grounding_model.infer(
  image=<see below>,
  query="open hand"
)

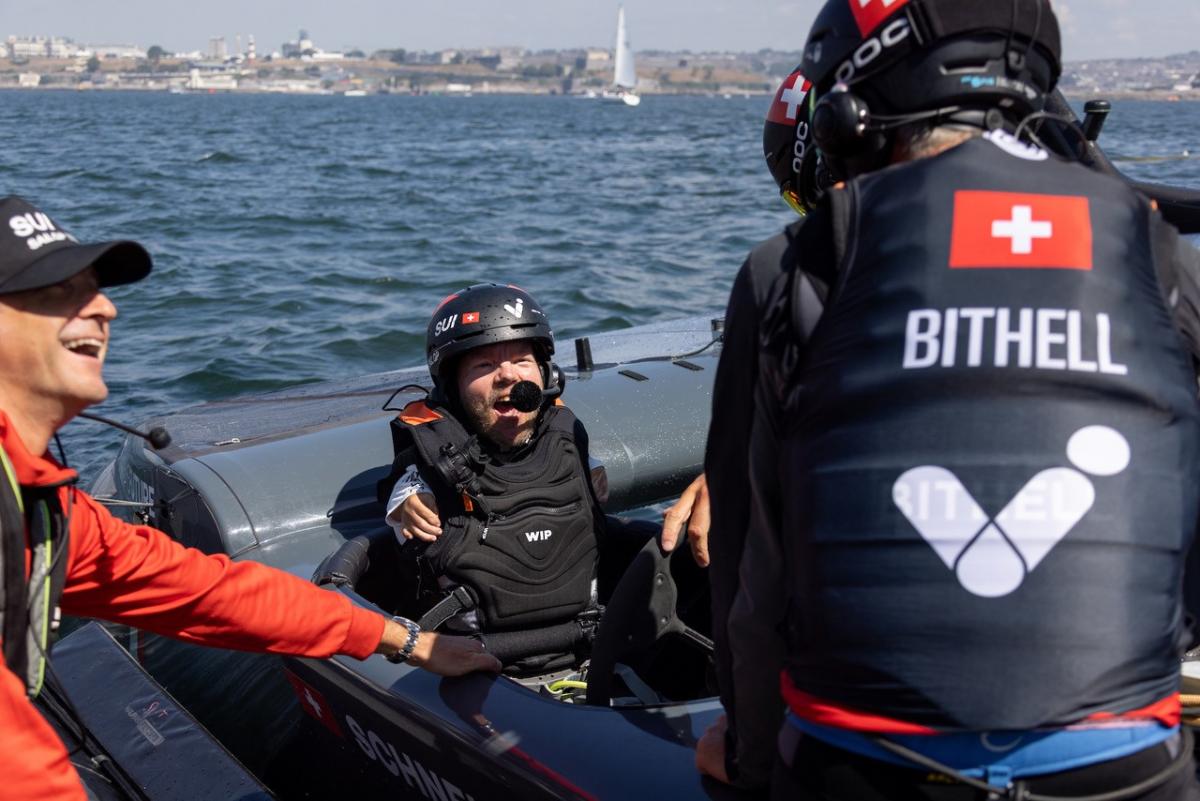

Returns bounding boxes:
[410,631,501,676]
[661,473,710,567]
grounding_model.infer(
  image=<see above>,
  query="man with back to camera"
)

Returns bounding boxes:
[692,1,1200,798]
[0,195,501,801]
[383,283,651,656]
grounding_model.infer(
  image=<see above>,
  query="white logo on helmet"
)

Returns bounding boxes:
[792,119,811,176]
[834,17,910,85]
[504,298,524,318]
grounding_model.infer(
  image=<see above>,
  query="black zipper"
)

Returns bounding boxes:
[479,501,582,542]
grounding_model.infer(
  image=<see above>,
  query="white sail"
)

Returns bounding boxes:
[613,6,637,90]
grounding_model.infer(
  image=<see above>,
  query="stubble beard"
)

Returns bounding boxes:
[460,392,535,451]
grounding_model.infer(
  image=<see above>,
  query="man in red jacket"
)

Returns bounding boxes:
[0,195,501,801]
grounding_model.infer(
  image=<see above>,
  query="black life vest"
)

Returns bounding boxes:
[776,133,1200,731]
[0,446,70,698]
[388,400,602,632]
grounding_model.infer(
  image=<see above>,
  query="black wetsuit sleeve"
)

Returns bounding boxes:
[704,232,792,786]
[1156,221,1200,644]
[1160,226,1200,369]
[726,362,790,788]
[706,211,833,788]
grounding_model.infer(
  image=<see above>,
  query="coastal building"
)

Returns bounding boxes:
[585,49,611,71]
[46,37,81,58]
[280,29,343,61]
[88,44,146,60]
[5,35,85,59]
[188,68,238,91]
[6,36,47,59]
[281,29,315,58]
[481,47,525,71]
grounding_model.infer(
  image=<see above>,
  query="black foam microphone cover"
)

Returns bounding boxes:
[147,427,173,450]
[77,411,173,450]
[510,381,544,413]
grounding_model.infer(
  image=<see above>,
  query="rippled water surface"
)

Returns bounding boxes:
[1,92,1198,474]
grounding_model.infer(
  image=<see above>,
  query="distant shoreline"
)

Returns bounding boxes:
[1,85,1198,102]
[1061,89,1200,102]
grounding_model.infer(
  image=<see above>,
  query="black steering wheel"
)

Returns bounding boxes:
[585,538,713,706]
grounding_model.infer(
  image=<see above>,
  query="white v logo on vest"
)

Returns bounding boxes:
[892,426,1130,598]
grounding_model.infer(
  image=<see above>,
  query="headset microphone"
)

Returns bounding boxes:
[77,412,172,450]
[509,381,551,413]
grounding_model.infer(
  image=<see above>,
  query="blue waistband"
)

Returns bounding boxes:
[789,715,1177,788]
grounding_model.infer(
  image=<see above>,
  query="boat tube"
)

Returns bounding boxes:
[40,622,272,801]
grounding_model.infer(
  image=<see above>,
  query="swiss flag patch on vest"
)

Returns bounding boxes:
[849,0,911,37]
[949,190,1094,271]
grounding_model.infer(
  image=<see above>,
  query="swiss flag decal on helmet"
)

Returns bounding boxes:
[849,0,911,37]
[949,191,1093,270]
[767,71,812,125]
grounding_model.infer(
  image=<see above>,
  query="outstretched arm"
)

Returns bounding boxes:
[63,491,499,676]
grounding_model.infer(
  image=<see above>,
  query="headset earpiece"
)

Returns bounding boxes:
[811,86,880,159]
[543,362,565,401]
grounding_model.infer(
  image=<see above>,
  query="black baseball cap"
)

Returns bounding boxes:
[0,195,152,294]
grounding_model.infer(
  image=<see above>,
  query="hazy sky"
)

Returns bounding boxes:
[3,0,1197,62]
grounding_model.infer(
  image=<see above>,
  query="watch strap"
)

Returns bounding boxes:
[386,616,421,664]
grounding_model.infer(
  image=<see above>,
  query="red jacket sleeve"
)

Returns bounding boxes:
[0,653,88,801]
[59,488,385,660]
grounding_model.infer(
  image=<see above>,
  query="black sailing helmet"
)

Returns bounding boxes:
[425,283,556,400]
[800,0,1062,166]
[763,67,830,215]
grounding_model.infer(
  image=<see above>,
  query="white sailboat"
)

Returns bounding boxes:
[603,6,641,106]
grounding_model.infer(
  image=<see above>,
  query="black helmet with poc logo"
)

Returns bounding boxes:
[800,0,1062,160]
[425,283,555,395]
[763,67,831,215]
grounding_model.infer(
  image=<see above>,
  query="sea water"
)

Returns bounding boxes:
[0,91,1197,476]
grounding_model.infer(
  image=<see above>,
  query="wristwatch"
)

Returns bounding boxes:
[387,616,421,664]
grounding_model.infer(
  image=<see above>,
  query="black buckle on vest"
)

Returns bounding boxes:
[575,605,604,642]
[434,441,493,519]
[416,585,478,631]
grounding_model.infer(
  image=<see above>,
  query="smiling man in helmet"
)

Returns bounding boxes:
[383,284,646,667]
[696,1,1200,798]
